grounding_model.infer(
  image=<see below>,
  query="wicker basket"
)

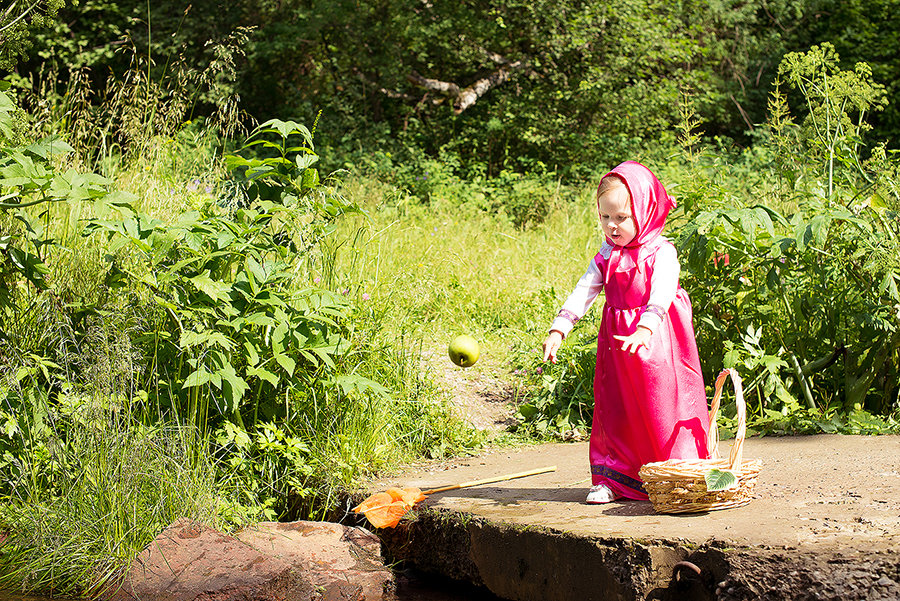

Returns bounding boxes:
[638,368,762,514]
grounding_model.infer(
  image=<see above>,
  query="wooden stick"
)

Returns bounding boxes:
[422,465,556,495]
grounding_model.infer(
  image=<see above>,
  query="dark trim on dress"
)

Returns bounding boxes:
[591,464,646,494]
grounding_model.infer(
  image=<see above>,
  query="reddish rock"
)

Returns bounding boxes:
[236,521,392,601]
[107,519,391,601]
[108,518,312,601]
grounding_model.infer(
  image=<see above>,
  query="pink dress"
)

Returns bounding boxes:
[589,162,710,500]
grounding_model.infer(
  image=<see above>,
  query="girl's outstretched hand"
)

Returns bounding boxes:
[613,326,652,354]
[543,331,563,364]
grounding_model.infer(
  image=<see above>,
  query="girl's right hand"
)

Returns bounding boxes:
[542,331,564,364]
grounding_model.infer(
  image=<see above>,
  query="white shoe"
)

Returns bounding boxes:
[586,484,619,504]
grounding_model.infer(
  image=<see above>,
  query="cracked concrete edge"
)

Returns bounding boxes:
[376,507,900,601]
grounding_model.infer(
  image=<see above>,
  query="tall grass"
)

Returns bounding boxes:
[0,407,226,597]
[284,330,485,518]
[331,176,604,368]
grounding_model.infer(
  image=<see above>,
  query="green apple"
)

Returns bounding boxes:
[448,335,480,367]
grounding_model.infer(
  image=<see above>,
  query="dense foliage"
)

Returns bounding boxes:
[0,84,480,594]
[0,0,67,69]
[801,0,900,143]
[11,0,900,178]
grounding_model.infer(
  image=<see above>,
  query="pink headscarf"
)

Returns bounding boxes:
[598,161,675,249]
[597,161,675,279]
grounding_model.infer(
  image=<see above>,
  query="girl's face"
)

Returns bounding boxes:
[598,186,637,247]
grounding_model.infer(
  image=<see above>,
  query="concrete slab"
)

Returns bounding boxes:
[366,435,900,601]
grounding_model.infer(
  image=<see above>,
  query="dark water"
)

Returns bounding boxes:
[0,571,506,601]
[394,568,509,601]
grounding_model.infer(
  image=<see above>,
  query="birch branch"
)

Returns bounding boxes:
[406,57,525,114]
[406,70,460,97]
[354,68,416,100]
[453,61,522,114]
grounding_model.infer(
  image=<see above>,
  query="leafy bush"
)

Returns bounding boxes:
[81,119,467,515]
[678,45,899,420]
[513,47,900,437]
[87,119,359,433]
[1,84,483,599]
[513,326,596,439]
[0,85,123,304]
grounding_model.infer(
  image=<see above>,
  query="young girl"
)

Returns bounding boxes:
[542,161,710,503]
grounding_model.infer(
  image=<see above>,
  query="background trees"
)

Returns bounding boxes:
[9,0,897,178]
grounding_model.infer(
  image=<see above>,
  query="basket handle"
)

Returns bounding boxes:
[706,368,747,472]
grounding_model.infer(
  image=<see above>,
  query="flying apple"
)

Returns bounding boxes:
[448,335,480,367]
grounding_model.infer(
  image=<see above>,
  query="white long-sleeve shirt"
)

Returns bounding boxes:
[549,241,680,338]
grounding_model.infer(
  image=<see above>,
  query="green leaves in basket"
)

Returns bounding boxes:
[704,468,738,492]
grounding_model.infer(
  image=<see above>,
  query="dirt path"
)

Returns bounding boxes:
[421,344,519,434]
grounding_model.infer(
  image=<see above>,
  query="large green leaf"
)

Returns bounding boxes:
[189,271,231,302]
[704,468,738,492]
[216,361,249,415]
[246,365,279,387]
[180,329,234,351]
[295,152,319,171]
[273,352,296,376]
[25,136,75,159]
[183,366,221,389]
[300,168,319,190]
[6,246,49,288]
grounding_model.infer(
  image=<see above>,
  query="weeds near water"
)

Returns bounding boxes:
[277,324,484,519]
[0,35,495,599]
[0,409,227,597]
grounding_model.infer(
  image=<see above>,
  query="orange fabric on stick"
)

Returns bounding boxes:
[353,487,426,528]
[353,466,556,528]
